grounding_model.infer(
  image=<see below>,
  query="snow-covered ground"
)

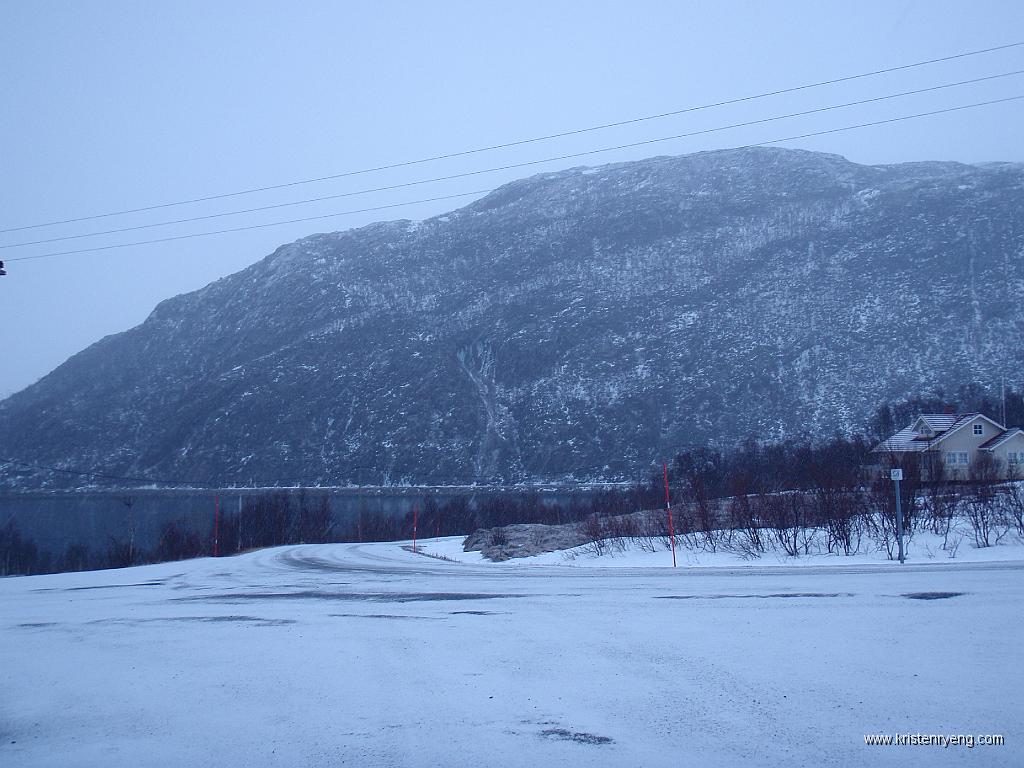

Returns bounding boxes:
[425,528,1024,568]
[2,541,1022,767]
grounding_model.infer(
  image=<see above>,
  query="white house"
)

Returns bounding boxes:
[875,412,1024,480]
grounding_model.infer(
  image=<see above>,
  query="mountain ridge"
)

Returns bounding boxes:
[2,147,1022,489]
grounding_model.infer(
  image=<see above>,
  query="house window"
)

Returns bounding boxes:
[958,452,970,465]
[1010,452,1020,465]
[946,452,958,465]
[973,424,983,435]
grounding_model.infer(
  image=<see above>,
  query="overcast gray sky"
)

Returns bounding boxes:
[1,0,1022,398]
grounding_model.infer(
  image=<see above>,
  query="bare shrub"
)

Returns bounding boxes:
[676,476,722,553]
[819,492,865,556]
[725,494,765,559]
[633,509,664,552]
[865,473,918,560]
[576,516,608,557]
[962,488,1008,548]
[757,493,808,557]
[153,520,204,562]
[1004,476,1024,537]
[489,527,509,547]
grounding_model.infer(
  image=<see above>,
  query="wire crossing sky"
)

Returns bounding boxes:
[5,94,1023,263]
[1,1,1022,398]
[4,69,1023,254]
[2,40,1020,236]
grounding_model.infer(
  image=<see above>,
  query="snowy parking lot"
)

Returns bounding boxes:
[2,541,1021,767]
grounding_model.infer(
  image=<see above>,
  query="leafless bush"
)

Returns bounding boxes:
[1001,468,1024,536]
[800,478,866,557]
[675,475,723,553]
[633,509,665,552]
[865,474,917,560]
[757,493,811,557]
[944,529,964,558]
[961,486,1008,548]
[576,516,608,556]
[724,495,766,559]
[865,483,894,560]
[923,486,958,540]
[489,527,509,547]
[153,520,204,562]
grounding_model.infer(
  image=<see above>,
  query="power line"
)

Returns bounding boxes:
[6,190,491,262]
[5,69,1021,252]
[1,40,1021,236]
[7,94,1023,264]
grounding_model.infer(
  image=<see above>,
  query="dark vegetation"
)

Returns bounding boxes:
[866,382,1023,442]
[3,384,1021,575]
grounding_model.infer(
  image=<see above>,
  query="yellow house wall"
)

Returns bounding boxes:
[990,432,1024,479]
[933,416,1000,479]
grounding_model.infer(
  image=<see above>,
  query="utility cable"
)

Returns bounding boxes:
[1,40,1020,235]
[4,69,1020,251]
[7,94,1023,264]
[6,190,491,262]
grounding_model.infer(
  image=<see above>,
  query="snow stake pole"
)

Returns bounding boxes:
[663,462,677,568]
[412,503,418,553]
[213,494,220,558]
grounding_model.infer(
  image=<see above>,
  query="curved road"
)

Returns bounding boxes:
[2,542,1022,767]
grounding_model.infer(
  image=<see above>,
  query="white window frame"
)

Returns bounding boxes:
[958,452,970,465]
[973,424,984,435]
[946,452,958,465]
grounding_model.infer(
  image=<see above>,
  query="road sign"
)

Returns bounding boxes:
[891,470,905,563]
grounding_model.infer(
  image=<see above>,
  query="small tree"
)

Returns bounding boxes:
[1004,463,1024,536]
[0,520,40,575]
[726,494,765,558]
[297,494,333,543]
[154,520,204,562]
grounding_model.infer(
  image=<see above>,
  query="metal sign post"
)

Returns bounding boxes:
[662,462,677,568]
[890,468,905,564]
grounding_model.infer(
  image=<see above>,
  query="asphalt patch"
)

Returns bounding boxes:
[541,728,614,745]
[656,592,851,600]
[175,591,524,603]
[329,613,443,621]
[33,581,165,593]
[87,616,295,627]
[903,591,966,600]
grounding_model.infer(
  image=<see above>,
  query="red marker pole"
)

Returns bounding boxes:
[213,494,220,558]
[412,503,418,553]
[663,463,677,568]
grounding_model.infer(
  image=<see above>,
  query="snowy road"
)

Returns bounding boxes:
[2,542,1022,767]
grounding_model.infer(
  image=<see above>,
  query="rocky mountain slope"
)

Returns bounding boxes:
[2,147,1022,489]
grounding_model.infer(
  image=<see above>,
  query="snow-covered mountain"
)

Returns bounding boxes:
[2,147,1022,489]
